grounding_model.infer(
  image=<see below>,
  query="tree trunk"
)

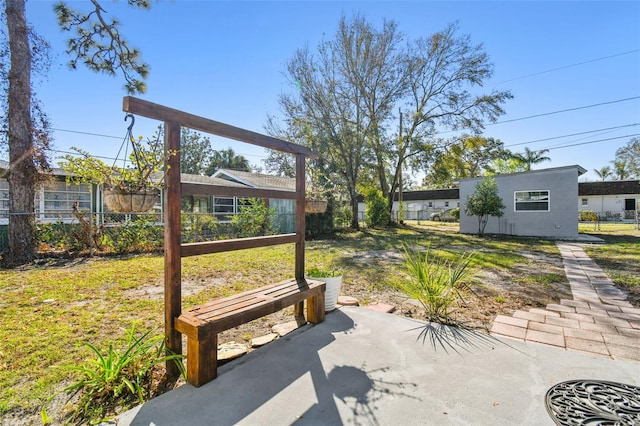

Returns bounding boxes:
[349,189,360,230]
[6,0,37,265]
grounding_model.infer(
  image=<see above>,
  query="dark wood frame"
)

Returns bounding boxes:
[123,97,318,378]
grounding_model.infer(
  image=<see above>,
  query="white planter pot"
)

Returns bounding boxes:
[311,276,342,312]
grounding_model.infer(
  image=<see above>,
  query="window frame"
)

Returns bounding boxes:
[514,189,550,212]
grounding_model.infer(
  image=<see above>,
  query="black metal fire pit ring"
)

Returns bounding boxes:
[545,379,640,425]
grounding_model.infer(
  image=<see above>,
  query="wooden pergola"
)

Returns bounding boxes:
[123,97,321,380]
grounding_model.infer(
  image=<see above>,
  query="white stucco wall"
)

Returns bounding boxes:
[459,166,582,238]
[579,194,638,217]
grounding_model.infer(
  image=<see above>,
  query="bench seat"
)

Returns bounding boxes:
[175,278,326,386]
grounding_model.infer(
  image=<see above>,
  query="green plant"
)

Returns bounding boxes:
[61,323,184,421]
[464,176,506,236]
[61,128,175,193]
[495,295,505,303]
[106,217,163,253]
[231,198,276,237]
[395,243,475,324]
[306,267,341,278]
[579,210,598,222]
[450,207,460,221]
[361,186,389,227]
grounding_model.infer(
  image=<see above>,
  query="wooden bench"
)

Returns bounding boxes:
[175,278,326,386]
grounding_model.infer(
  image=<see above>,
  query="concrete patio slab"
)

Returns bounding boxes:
[116,307,640,426]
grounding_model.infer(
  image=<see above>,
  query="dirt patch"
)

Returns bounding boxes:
[213,248,573,344]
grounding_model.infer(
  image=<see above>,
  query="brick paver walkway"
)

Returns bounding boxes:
[491,242,640,361]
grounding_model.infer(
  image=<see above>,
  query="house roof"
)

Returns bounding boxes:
[459,165,588,183]
[213,169,296,191]
[394,188,460,201]
[0,158,77,178]
[579,180,640,196]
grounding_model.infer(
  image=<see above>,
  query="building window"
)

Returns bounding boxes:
[581,198,588,206]
[428,201,433,208]
[444,201,449,207]
[514,190,550,211]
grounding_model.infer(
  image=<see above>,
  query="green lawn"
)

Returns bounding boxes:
[0,223,637,421]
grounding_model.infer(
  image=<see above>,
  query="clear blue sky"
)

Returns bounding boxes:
[20,0,640,182]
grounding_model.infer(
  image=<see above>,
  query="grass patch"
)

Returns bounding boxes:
[579,223,640,289]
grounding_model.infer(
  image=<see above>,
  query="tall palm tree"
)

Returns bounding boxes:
[512,147,551,171]
[594,166,612,181]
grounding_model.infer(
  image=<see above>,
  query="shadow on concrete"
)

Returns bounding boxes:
[122,310,417,426]
[408,322,521,356]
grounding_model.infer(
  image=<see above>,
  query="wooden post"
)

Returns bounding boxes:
[164,120,182,378]
[294,153,306,321]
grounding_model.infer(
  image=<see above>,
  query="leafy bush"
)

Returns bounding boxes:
[61,324,184,422]
[450,207,460,220]
[182,213,218,242]
[231,198,276,237]
[103,217,163,253]
[395,243,475,324]
[361,186,389,227]
[579,210,598,222]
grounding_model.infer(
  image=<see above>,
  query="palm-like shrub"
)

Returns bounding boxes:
[396,244,475,324]
[62,324,184,421]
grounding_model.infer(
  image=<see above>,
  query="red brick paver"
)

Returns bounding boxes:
[490,243,640,362]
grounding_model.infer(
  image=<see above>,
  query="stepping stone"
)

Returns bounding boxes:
[218,342,247,361]
[337,296,359,306]
[251,333,278,348]
[364,302,395,313]
[272,320,299,337]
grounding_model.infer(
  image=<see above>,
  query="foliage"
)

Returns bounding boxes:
[182,213,218,243]
[54,1,151,94]
[579,210,599,222]
[450,207,460,221]
[614,137,640,179]
[179,128,213,175]
[487,157,528,175]
[511,147,550,171]
[362,186,389,227]
[464,176,506,237]
[205,148,251,176]
[61,132,174,193]
[594,166,612,181]
[61,323,184,421]
[423,136,510,188]
[102,217,163,253]
[395,243,475,324]
[231,198,276,237]
[306,267,341,278]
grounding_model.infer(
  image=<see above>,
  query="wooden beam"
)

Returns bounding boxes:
[294,153,306,318]
[164,120,182,378]
[181,234,298,257]
[123,97,317,158]
[181,182,295,199]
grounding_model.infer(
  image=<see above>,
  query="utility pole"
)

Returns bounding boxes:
[398,109,404,224]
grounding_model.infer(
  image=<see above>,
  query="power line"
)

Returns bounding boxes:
[492,49,640,86]
[542,134,640,151]
[504,123,640,148]
[489,96,640,125]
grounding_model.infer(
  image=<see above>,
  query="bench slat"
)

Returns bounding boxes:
[175,278,324,338]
